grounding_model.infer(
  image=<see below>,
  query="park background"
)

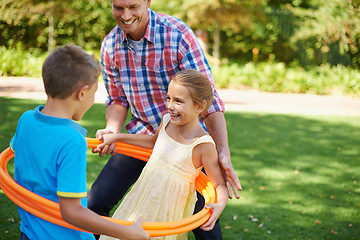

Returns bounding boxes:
[0,0,359,239]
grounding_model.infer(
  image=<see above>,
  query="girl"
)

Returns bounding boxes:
[97,69,228,240]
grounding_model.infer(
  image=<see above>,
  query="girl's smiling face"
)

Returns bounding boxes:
[166,81,203,126]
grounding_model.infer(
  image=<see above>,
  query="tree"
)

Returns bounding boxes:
[152,0,265,60]
[0,0,74,51]
[0,0,114,51]
[287,0,360,67]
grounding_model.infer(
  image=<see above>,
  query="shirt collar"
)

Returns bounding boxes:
[34,105,87,137]
[119,8,156,44]
[144,9,156,44]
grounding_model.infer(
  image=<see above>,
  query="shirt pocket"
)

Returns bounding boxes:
[143,63,180,91]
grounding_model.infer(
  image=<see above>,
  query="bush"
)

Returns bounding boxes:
[1,46,359,97]
[213,61,360,97]
[0,43,46,77]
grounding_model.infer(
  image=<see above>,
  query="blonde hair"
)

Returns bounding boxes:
[171,69,214,117]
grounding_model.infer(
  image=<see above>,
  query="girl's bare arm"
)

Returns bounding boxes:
[193,143,228,231]
[95,120,163,150]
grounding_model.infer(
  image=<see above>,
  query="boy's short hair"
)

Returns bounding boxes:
[42,44,101,99]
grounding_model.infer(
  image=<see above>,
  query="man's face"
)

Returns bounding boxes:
[112,0,151,41]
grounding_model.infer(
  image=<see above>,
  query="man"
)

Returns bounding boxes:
[89,0,242,239]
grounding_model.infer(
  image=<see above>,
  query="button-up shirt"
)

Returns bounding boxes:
[100,9,225,135]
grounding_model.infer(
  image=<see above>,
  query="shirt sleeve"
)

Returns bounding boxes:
[177,29,225,116]
[10,137,15,153]
[100,38,129,109]
[10,111,27,153]
[56,136,88,198]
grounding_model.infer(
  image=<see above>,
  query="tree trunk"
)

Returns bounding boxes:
[213,24,220,60]
[48,1,54,52]
[213,7,221,69]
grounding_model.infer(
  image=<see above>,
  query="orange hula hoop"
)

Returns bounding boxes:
[0,137,217,237]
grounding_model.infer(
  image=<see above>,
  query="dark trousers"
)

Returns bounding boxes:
[20,232,30,240]
[87,153,222,240]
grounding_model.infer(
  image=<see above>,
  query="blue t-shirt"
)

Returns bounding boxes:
[10,105,95,240]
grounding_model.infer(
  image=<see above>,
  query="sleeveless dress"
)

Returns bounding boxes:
[99,113,215,240]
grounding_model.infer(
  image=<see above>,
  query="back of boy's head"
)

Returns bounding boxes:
[42,44,101,99]
[171,69,214,116]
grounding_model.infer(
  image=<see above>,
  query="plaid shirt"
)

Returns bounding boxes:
[100,9,225,135]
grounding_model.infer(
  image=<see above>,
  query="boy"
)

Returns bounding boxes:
[10,45,149,240]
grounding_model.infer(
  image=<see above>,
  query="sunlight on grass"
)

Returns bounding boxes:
[1,98,359,239]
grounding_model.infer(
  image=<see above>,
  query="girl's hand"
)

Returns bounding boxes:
[91,129,117,157]
[127,218,150,240]
[200,203,223,231]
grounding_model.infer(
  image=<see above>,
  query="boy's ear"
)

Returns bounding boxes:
[77,85,90,101]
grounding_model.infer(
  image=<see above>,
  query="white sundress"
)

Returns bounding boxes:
[100,113,215,240]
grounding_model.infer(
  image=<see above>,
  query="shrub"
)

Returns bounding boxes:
[1,46,359,97]
[0,43,46,77]
[212,61,360,97]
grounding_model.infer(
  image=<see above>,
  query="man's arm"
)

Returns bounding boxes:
[204,111,242,199]
[105,104,128,134]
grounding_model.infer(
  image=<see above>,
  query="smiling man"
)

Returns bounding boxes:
[88,0,242,239]
[111,0,150,41]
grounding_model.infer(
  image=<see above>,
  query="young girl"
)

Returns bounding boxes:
[97,69,228,240]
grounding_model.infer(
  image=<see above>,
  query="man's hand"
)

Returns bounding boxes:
[91,129,117,157]
[219,152,242,199]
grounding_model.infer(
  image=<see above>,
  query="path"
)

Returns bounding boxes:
[1,76,359,116]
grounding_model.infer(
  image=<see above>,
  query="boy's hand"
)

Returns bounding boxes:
[127,218,150,240]
[91,129,117,157]
[200,203,223,231]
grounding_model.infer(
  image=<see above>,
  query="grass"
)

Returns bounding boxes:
[0,97,359,239]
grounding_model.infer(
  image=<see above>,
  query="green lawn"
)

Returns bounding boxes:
[0,97,359,239]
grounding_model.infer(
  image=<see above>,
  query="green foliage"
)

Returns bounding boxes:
[54,0,114,50]
[1,98,359,239]
[0,43,46,77]
[165,0,263,31]
[0,0,73,50]
[152,0,266,62]
[1,0,359,68]
[213,61,360,96]
[0,0,114,51]
[1,44,358,97]
[288,0,360,68]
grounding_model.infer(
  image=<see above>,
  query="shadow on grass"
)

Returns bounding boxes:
[1,97,359,239]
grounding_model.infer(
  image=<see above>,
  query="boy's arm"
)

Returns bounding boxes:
[193,143,228,231]
[59,197,149,240]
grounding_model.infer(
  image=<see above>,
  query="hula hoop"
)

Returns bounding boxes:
[0,137,217,237]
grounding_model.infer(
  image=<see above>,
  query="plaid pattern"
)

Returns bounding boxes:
[100,9,225,135]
